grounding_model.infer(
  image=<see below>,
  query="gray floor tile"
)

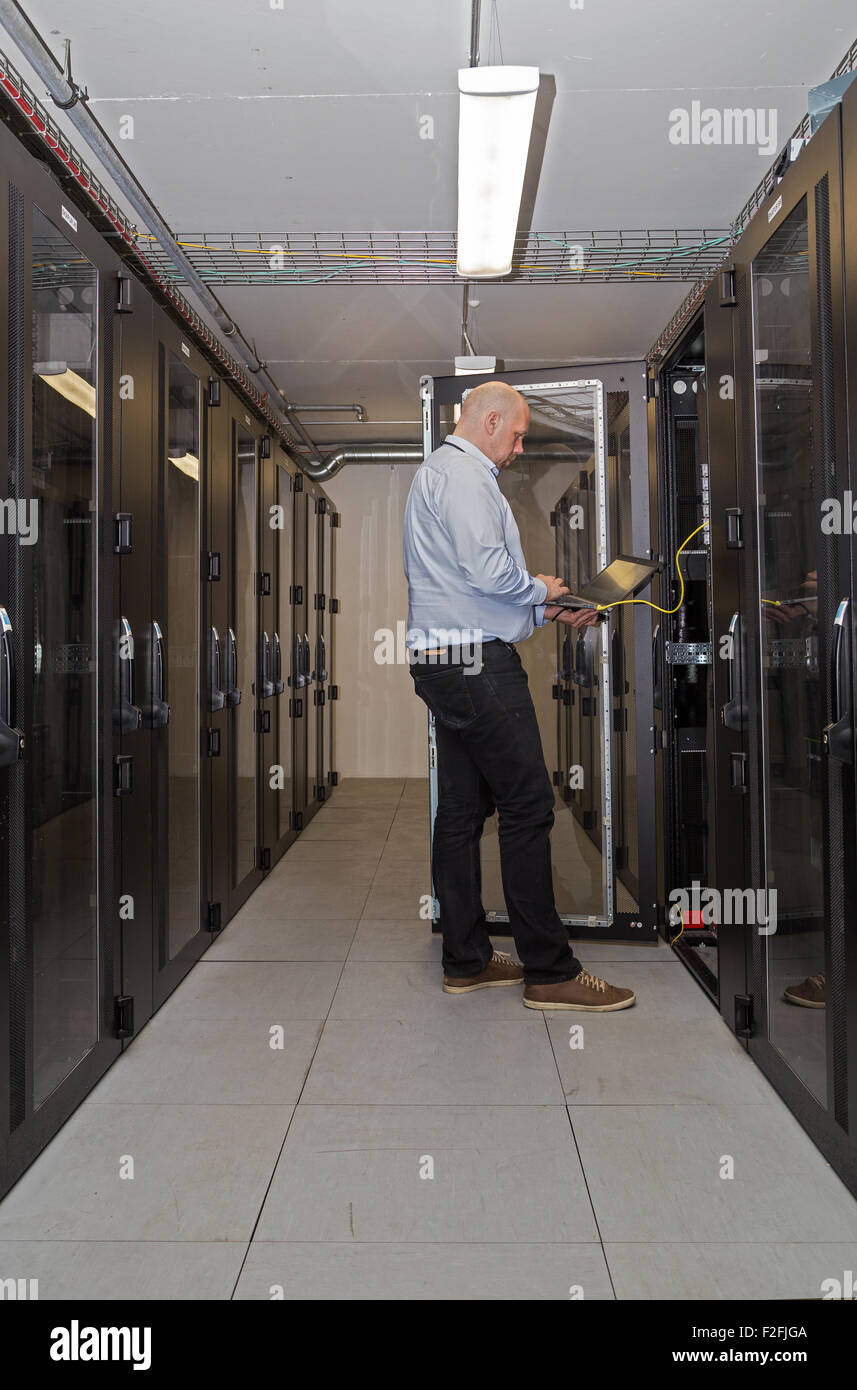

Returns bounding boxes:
[86,1018,323,1105]
[368,862,432,888]
[235,1242,614,1299]
[204,917,358,962]
[570,1103,857,1242]
[548,1006,775,1106]
[348,920,444,962]
[235,883,371,919]
[254,1104,598,1242]
[0,1105,292,1242]
[302,1018,564,1104]
[605,1242,857,1301]
[281,840,383,864]
[0,1240,247,1300]
[269,860,379,887]
[330,961,527,1020]
[164,961,342,1020]
[361,884,430,919]
[573,938,676,962]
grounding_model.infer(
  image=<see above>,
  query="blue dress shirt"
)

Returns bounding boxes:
[402,433,549,650]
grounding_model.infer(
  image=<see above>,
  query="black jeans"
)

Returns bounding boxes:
[409,639,582,985]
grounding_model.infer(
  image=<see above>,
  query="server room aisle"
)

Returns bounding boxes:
[0,778,856,1301]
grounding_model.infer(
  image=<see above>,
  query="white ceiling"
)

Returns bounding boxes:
[9,0,857,442]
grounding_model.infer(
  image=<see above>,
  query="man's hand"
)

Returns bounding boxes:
[544,604,602,628]
[535,573,570,602]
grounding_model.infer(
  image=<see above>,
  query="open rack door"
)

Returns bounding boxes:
[419,362,656,943]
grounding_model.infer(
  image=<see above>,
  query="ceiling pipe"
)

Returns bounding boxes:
[287,403,366,422]
[296,441,583,481]
[0,0,324,464]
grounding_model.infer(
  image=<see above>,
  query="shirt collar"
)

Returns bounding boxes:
[443,433,499,478]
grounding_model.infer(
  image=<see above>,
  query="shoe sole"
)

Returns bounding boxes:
[443,977,524,993]
[783,993,825,1008]
[522,993,636,1012]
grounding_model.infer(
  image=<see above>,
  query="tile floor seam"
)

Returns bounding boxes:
[543,1011,618,1298]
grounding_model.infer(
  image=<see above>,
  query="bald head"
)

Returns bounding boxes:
[454,380,529,469]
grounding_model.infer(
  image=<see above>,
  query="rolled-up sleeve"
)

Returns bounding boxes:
[439,469,548,607]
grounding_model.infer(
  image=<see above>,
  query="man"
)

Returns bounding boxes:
[403,379,635,1011]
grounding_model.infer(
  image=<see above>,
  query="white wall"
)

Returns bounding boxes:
[325,461,428,778]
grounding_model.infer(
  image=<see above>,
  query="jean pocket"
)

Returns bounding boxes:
[412,666,478,730]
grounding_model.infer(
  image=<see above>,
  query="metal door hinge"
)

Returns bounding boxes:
[295,811,304,830]
[113,754,133,796]
[257,571,271,596]
[551,683,560,700]
[735,993,753,1038]
[208,376,221,406]
[113,513,132,554]
[730,750,748,793]
[260,847,271,870]
[208,902,222,932]
[329,770,339,785]
[725,508,743,550]
[329,685,339,699]
[116,272,133,313]
[260,436,271,459]
[256,709,271,733]
[114,994,134,1038]
[329,598,340,613]
[719,264,737,307]
[206,727,221,757]
[206,551,221,581]
[294,473,303,492]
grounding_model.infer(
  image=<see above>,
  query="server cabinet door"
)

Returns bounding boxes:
[0,179,121,1198]
[736,106,855,1187]
[304,488,321,812]
[291,484,308,826]
[229,418,264,910]
[422,368,655,939]
[325,506,338,791]
[316,501,330,799]
[152,335,209,1005]
[270,451,297,858]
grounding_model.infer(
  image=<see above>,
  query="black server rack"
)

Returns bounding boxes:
[0,104,341,1199]
[0,123,122,1196]
[730,97,857,1193]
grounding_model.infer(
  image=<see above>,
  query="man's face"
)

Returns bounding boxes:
[491,405,529,469]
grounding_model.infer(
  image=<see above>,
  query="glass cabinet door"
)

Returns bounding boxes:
[276,463,294,843]
[164,353,201,960]
[233,425,258,890]
[29,205,100,1106]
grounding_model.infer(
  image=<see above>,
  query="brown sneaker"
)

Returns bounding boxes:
[522,967,635,1012]
[784,972,826,1008]
[443,950,524,993]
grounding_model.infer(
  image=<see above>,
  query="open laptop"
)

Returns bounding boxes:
[551,554,660,612]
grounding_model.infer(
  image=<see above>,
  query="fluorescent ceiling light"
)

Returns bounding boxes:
[168,452,200,481]
[35,365,96,418]
[454,355,497,375]
[456,65,539,279]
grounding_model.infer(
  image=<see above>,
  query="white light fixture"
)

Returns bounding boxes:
[35,364,96,418]
[456,65,539,279]
[454,355,497,375]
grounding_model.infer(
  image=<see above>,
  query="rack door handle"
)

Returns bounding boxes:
[0,607,24,765]
[271,631,284,695]
[140,619,170,728]
[224,626,242,707]
[208,626,225,712]
[112,616,142,735]
[824,598,853,763]
[259,629,274,698]
[721,611,747,733]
